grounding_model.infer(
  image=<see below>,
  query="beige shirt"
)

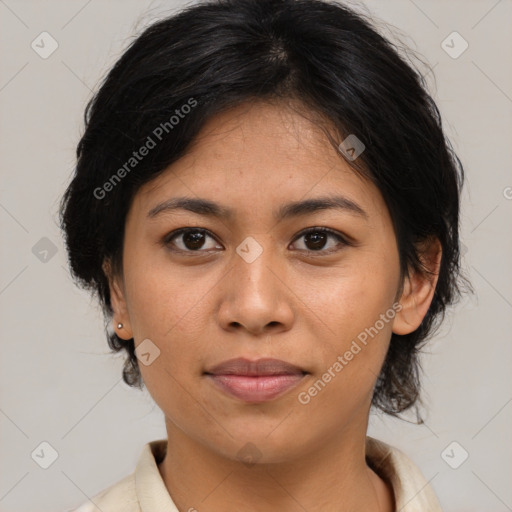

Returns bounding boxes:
[69,437,442,511]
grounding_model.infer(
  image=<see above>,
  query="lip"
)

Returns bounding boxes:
[205,357,306,376]
[204,358,307,403]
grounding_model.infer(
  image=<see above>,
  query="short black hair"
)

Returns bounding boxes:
[60,0,469,417]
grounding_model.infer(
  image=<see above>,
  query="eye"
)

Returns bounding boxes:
[290,227,350,254]
[164,228,222,253]
[163,226,351,256]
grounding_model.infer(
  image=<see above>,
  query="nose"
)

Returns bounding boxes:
[217,236,295,337]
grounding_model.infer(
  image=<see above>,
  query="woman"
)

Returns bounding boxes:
[61,0,467,510]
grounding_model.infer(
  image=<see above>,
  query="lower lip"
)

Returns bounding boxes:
[206,374,306,403]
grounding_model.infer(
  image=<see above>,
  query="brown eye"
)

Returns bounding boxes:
[165,228,221,252]
[291,227,349,254]
[304,231,328,250]
[182,230,207,250]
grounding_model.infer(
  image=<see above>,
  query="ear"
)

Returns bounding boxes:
[102,259,133,340]
[392,237,442,336]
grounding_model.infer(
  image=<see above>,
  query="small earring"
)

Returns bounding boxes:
[117,322,123,329]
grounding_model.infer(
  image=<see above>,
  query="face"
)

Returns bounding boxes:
[109,100,434,463]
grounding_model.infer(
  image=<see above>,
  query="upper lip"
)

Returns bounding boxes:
[205,357,306,376]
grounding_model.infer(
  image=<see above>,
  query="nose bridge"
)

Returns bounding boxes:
[218,233,293,334]
[233,234,277,294]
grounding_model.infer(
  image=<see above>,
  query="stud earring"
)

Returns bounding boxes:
[117,322,123,329]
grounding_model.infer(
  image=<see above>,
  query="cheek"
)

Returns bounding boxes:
[313,256,398,336]
[306,251,400,391]
[297,291,396,424]
[123,263,211,424]
[123,249,213,340]
[121,252,221,386]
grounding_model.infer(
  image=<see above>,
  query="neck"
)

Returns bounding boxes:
[157,418,394,512]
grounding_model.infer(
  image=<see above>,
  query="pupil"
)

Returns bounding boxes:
[184,231,205,250]
[305,231,327,250]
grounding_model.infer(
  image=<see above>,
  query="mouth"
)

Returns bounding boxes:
[204,357,308,403]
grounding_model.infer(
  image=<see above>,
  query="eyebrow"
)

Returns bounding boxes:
[147,195,368,221]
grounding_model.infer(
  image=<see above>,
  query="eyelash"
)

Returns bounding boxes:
[163,227,351,256]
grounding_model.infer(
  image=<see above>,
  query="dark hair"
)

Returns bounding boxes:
[60,0,469,417]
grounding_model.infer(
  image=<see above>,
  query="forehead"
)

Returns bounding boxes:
[174,100,353,179]
[135,100,387,222]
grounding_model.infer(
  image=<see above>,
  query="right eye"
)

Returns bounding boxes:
[164,228,223,253]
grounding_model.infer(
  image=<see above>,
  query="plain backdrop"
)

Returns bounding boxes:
[0,1,511,511]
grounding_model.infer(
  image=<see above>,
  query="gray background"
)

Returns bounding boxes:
[0,0,511,510]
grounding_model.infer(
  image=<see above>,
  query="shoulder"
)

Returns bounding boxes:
[366,436,443,512]
[65,439,171,512]
[66,472,139,512]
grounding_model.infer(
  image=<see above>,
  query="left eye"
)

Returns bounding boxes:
[291,227,348,254]
[164,227,348,254]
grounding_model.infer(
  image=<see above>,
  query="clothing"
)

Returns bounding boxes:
[68,437,442,511]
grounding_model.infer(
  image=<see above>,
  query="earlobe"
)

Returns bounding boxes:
[102,259,134,340]
[392,237,442,336]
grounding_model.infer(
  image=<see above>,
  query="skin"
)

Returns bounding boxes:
[108,100,441,512]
